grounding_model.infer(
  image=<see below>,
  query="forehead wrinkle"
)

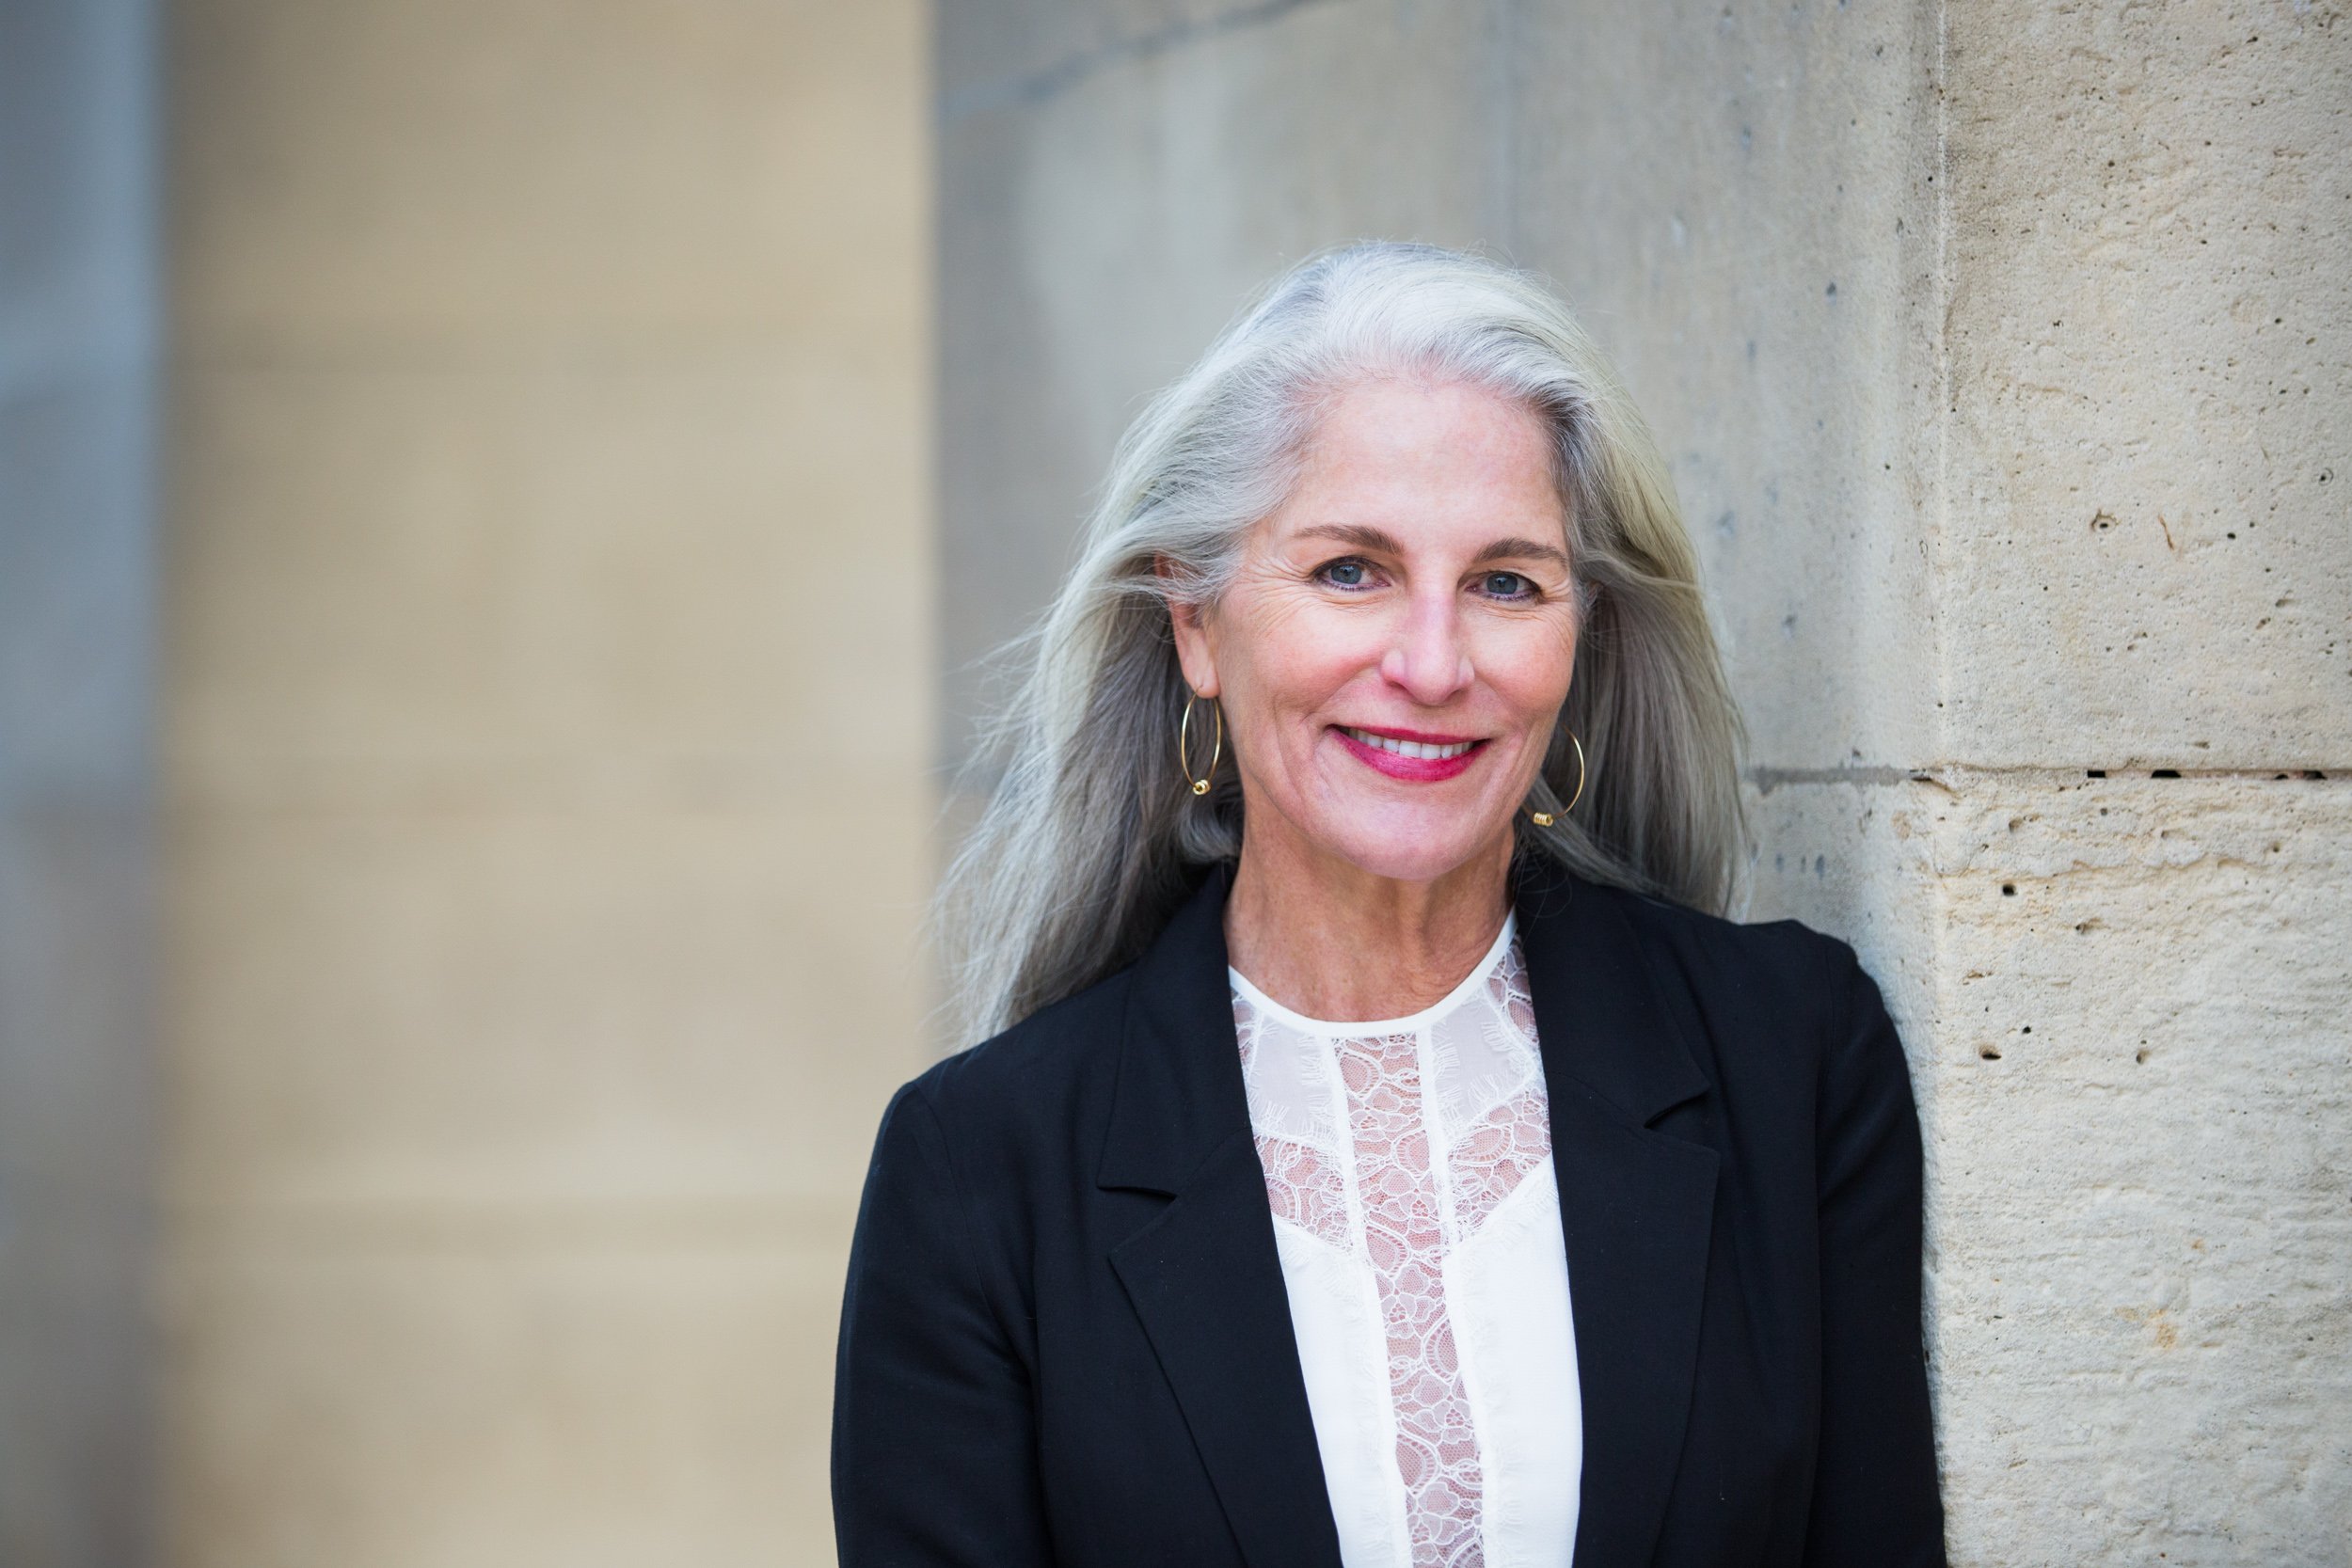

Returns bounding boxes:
[1265,380,1571,565]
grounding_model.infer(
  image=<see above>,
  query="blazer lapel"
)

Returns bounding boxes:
[1099,866,1346,1568]
[1516,868,1721,1568]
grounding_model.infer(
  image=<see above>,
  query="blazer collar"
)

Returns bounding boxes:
[1097,861,1248,1196]
[1096,858,1723,1568]
[1516,862,1722,1567]
[1095,857,1718,1189]
[1097,861,1347,1568]
[1511,858,1713,1124]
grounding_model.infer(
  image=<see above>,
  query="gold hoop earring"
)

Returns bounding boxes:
[1178,694,1222,797]
[1528,730,1587,827]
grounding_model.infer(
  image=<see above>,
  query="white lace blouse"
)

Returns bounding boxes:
[1229,911,1581,1568]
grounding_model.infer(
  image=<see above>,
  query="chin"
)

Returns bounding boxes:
[1310,804,1507,885]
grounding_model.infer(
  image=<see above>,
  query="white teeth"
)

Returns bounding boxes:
[1344,727,1473,760]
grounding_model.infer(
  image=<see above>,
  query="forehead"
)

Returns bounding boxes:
[1272,377,1565,546]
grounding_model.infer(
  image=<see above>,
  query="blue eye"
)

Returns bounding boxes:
[1317,558,1373,589]
[1483,571,1534,599]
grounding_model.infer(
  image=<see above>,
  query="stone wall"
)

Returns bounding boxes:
[935,1,2352,1560]
[161,3,930,1560]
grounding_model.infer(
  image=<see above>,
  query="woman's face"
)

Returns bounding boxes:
[1169,378,1581,886]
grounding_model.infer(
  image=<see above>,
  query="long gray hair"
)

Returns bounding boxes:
[939,243,1744,1043]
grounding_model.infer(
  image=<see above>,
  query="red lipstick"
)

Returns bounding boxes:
[1331,724,1486,783]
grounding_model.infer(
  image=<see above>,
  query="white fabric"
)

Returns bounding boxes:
[1231,912,1581,1568]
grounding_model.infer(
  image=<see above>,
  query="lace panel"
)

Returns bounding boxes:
[1447,1085,1551,1236]
[1451,937,1549,1233]
[1336,1029,1486,1568]
[1235,992,1350,1247]
[1485,938,1538,1042]
[1234,930,1556,1568]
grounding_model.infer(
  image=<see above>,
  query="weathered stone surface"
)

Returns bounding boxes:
[1938,1,2352,768]
[938,0,1333,111]
[1748,767,2352,1561]
[166,795,930,1212]
[1922,776,2350,1559]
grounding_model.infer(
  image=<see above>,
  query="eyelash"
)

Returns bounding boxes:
[1312,556,1544,603]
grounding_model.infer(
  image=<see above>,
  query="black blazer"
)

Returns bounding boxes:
[833,863,1945,1566]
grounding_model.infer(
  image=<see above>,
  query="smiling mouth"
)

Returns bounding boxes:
[1340,726,1479,761]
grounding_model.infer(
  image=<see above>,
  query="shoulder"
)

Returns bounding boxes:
[1572,879,1899,1113]
[1592,879,1869,1013]
[1572,881,1919,1183]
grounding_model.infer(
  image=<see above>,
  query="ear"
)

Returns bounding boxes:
[1155,555,1221,698]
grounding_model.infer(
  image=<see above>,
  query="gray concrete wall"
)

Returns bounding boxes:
[0,2,163,1563]
[936,1,2352,1560]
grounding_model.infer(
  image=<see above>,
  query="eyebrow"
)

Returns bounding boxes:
[1295,522,1571,570]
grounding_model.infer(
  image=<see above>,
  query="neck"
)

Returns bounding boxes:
[1223,823,1516,1022]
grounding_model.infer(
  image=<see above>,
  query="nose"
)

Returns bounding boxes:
[1377,589,1475,705]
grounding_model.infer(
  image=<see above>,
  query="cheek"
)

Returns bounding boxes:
[1226,598,1383,721]
[1480,621,1581,724]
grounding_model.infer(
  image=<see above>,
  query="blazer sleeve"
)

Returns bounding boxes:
[1802,951,1947,1567]
[832,1080,1054,1566]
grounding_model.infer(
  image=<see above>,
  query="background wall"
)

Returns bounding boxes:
[936,0,2351,1561]
[3,1,2344,1562]
[0,3,162,1564]
[160,2,928,1562]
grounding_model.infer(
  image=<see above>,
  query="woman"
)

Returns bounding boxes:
[833,244,1944,1567]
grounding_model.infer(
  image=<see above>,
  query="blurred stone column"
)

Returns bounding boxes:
[0,1,163,1562]
[162,2,929,1560]
[936,1,2350,1560]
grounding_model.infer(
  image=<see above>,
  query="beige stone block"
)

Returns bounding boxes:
[172,0,927,355]
[167,359,930,803]
[1751,770,2352,1560]
[1926,775,2352,1559]
[161,1222,847,1568]
[1937,2,2352,767]
[165,794,931,1212]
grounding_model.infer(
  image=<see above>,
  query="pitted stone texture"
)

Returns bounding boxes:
[1749,771,2352,1561]
[1932,774,2351,1560]
[1937,2,2352,767]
